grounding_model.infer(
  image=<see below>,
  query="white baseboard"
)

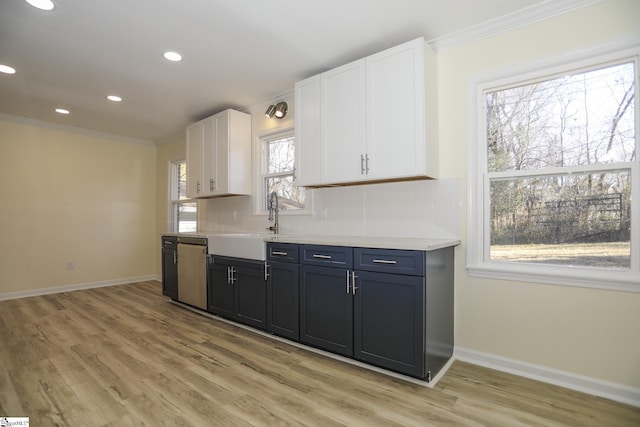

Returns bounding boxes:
[455,347,640,408]
[0,276,157,301]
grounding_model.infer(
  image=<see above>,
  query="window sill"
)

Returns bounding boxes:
[467,263,640,293]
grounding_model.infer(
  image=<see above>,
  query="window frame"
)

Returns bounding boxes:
[169,160,197,233]
[255,128,311,216]
[467,41,640,292]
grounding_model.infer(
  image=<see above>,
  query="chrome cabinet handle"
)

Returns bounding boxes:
[361,154,370,174]
[197,180,201,193]
[227,266,237,284]
[272,251,288,256]
[173,251,177,264]
[209,178,216,192]
[264,262,269,281]
[373,259,397,265]
[312,254,332,260]
[351,271,357,295]
[346,270,351,294]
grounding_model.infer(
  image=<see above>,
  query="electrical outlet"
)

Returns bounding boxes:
[66,261,74,270]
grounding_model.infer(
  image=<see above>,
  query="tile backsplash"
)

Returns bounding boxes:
[201,178,460,239]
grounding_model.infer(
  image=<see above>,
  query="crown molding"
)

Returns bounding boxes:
[428,0,605,52]
[0,112,155,147]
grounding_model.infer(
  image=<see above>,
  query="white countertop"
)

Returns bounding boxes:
[162,232,460,252]
[264,234,459,251]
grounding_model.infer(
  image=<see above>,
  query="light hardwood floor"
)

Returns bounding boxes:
[0,281,638,426]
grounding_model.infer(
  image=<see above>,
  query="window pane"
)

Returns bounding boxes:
[177,162,188,200]
[487,62,636,172]
[267,136,295,174]
[177,202,197,233]
[489,171,631,268]
[265,175,306,210]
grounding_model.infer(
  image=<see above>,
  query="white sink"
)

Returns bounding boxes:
[207,233,269,260]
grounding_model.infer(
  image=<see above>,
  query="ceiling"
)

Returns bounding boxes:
[0,0,597,143]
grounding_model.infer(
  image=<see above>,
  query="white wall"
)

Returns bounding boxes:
[0,116,157,296]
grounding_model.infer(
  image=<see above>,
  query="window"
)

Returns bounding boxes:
[468,45,639,291]
[260,129,306,212]
[170,161,197,233]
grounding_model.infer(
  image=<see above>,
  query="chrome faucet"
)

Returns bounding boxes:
[267,191,279,234]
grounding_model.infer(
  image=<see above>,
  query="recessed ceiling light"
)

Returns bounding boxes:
[55,108,70,114]
[0,64,16,74]
[25,0,56,11]
[107,95,122,102]
[163,51,182,62]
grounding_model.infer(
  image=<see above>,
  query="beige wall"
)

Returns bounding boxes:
[438,0,640,388]
[0,117,157,295]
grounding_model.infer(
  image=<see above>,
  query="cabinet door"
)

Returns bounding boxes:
[235,262,267,330]
[353,270,425,378]
[186,122,203,198]
[161,247,178,300]
[210,111,228,196]
[294,75,322,186]
[201,116,217,197]
[267,261,299,341]
[366,38,426,180]
[299,265,353,357]
[208,261,235,319]
[321,59,366,185]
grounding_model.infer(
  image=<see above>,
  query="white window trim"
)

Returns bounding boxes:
[254,127,312,216]
[169,160,197,233]
[467,39,640,292]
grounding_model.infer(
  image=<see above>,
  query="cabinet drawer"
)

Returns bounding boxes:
[267,243,299,263]
[300,245,353,268]
[162,236,178,249]
[354,248,424,276]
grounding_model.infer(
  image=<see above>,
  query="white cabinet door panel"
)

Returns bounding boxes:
[294,75,322,186]
[321,59,366,185]
[186,122,203,198]
[367,38,426,180]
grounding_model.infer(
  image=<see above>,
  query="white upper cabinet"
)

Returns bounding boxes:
[295,37,437,187]
[294,75,321,187]
[186,109,251,198]
[320,58,367,185]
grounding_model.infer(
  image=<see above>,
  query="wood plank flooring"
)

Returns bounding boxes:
[0,281,638,426]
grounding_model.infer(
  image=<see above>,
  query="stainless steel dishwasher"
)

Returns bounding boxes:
[177,236,208,310]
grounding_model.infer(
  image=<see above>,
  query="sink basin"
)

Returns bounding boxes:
[207,233,269,260]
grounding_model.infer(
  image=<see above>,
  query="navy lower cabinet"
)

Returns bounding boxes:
[300,264,354,357]
[208,258,235,318]
[299,245,354,357]
[353,270,425,378]
[161,236,178,300]
[298,244,454,381]
[266,243,300,341]
[208,256,267,330]
[204,242,455,383]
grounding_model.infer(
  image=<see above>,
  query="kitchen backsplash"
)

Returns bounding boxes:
[200,178,461,240]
